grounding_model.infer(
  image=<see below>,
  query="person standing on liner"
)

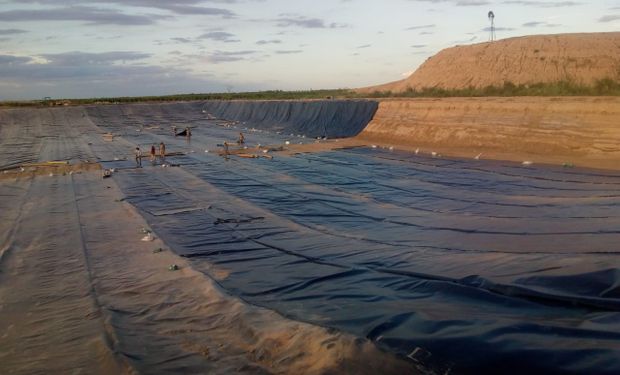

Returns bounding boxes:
[159,142,166,163]
[223,141,229,160]
[237,132,245,145]
[150,144,156,163]
[135,146,142,168]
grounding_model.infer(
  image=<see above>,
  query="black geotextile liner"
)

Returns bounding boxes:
[200,100,378,138]
[0,107,96,169]
[112,148,620,375]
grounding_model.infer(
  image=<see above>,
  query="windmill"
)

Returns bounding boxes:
[488,11,496,42]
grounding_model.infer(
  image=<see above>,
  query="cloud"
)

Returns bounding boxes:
[0,28,28,35]
[411,44,427,48]
[413,0,579,5]
[482,26,514,31]
[171,37,193,43]
[204,50,258,63]
[502,1,582,7]
[411,0,490,6]
[198,31,240,42]
[356,44,371,49]
[256,39,282,45]
[8,1,237,17]
[274,14,347,28]
[0,50,236,99]
[0,55,34,65]
[0,51,155,81]
[0,1,237,26]
[522,21,561,27]
[0,6,166,25]
[40,51,152,65]
[405,24,435,31]
[274,50,303,54]
[599,15,620,22]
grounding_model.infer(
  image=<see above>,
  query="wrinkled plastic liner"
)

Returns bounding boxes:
[200,100,378,138]
[113,147,620,375]
[6,103,615,373]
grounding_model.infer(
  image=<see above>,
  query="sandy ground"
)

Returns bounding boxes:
[359,32,620,93]
[349,97,620,171]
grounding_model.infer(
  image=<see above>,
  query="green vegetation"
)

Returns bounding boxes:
[0,89,355,108]
[1,79,619,108]
[364,78,620,98]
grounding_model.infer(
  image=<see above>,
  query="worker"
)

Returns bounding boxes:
[159,142,166,163]
[186,127,192,138]
[237,132,245,145]
[134,147,142,168]
[223,141,229,160]
[172,125,177,136]
[150,144,156,163]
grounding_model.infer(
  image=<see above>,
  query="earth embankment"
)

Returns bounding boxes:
[357,97,620,170]
[359,32,620,93]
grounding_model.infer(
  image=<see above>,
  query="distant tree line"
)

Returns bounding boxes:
[364,78,620,98]
[1,79,619,108]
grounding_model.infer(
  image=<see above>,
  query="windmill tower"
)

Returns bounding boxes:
[488,11,496,42]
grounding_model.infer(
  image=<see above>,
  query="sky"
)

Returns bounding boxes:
[0,0,619,100]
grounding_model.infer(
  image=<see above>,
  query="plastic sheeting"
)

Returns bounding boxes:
[200,100,378,138]
[0,107,96,170]
[113,147,620,375]
[2,103,619,374]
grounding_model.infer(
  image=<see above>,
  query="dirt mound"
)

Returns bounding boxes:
[360,32,620,93]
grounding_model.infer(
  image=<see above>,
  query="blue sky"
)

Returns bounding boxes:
[0,0,619,99]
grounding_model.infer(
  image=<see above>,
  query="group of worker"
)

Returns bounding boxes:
[133,129,246,167]
[135,142,166,168]
[222,132,246,160]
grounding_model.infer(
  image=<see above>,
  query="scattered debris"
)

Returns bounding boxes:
[522,161,534,166]
[153,247,164,253]
[237,153,259,159]
[563,162,575,168]
[168,264,179,271]
[475,153,483,160]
